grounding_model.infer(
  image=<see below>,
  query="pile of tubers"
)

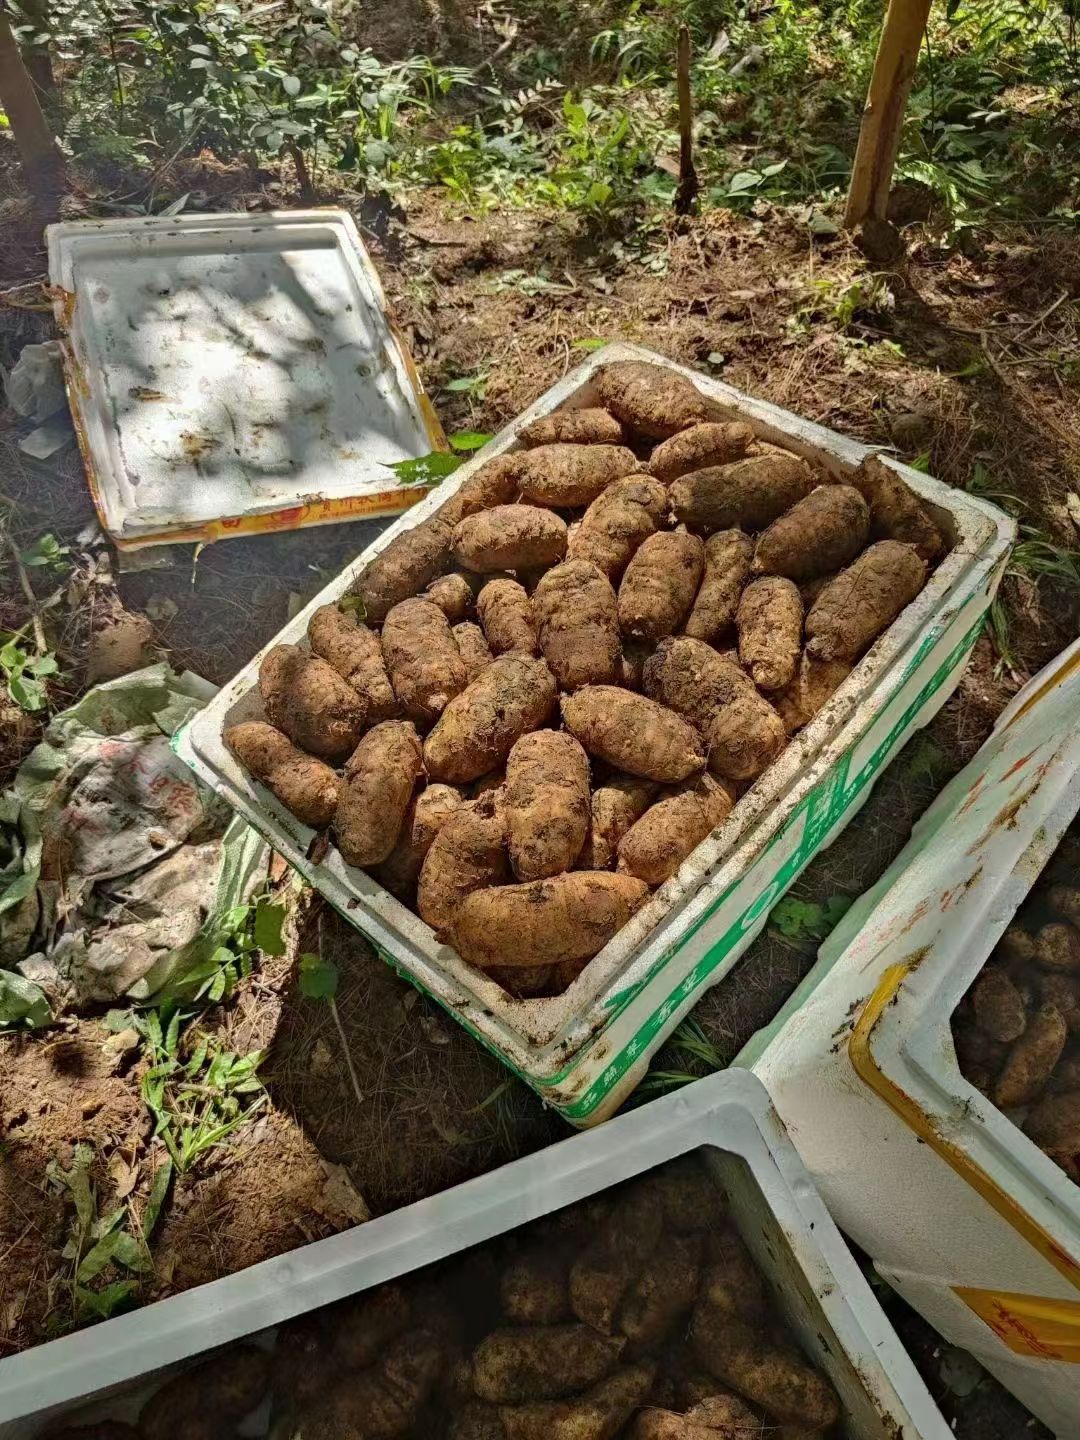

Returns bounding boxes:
[225,360,943,995]
[47,1156,842,1440]
[953,876,1080,1182]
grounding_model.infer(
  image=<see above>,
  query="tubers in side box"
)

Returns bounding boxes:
[424,653,558,785]
[649,421,756,484]
[139,1346,270,1440]
[425,571,476,622]
[579,774,658,870]
[690,1311,840,1430]
[1035,921,1080,973]
[454,620,495,682]
[670,453,815,535]
[504,731,591,880]
[994,1003,1067,1108]
[514,443,641,508]
[499,1363,656,1440]
[618,1232,703,1350]
[417,792,511,936]
[477,578,538,656]
[334,721,423,868]
[308,604,399,721]
[501,1245,573,1326]
[225,721,340,829]
[302,1328,446,1439]
[854,454,946,563]
[375,783,465,902]
[519,407,625,447]
[382,597,468,727]
[453,505,568,573]
[971,967,1027,1044]
[568,474,669,581]
[594,361,719,438]
[259,644,366,762]
[753,484,870,581]
[617,776,734,886]
[351,515,454,625]
[618,531,705,642]
[736,577,804,692]
[471,1324,626,1403]
[570,1183,663,1334]
[451,872,649,972]
[806,540,927,662]
[773,652,852,734]
[533,559,623,690]
[1025,1089,1080,1153]
[682,530,753,645]
[643,637,786,782]
[562,686,706,784]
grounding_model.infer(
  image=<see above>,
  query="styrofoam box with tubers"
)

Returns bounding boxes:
[176,343,1015,1126]
[0,1072,949,1440]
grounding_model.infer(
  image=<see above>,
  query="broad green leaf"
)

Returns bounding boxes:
[0,970,50,1028]
[571,338,607,351]
[449,431,492,453]
[76,1280,138,1319]
[727,170,761,193]
[769,894,853,942]
[299,952,338,1000]
[254,900,286,956]
[388,451,464,487]
[281,73,301,96]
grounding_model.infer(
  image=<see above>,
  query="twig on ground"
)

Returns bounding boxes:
[3,530,47,653]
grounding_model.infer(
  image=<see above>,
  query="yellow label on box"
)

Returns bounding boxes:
[955,1286,1080,1361]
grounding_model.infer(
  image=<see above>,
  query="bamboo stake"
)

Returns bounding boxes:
[844,0,932,229]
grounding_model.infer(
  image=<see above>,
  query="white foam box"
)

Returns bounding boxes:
[748,639,1080,1438]
[0,1072,948,1439]
[176,342,1015,1125]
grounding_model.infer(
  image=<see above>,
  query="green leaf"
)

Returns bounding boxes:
[449,431,492,453]
[8,671,46,712]
[571,338,607,351]
[769,894,853,943]
[0,970,50,1028]
[388,451,464,487]
[77,1226,148,1281]
[254,900,286,956]
[143,1157,173,1239]
[444,374,487,394]
[727,170,761,194]
[20,533,68,568]
[340,595,367,620]
[299,952,339,1000]
[281,73,301,96]
[76,1280,138,1320]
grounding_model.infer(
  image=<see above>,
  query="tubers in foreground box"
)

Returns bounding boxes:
[224,360,945,997]
[41,1155,842,1440]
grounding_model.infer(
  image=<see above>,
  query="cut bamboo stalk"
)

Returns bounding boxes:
[844,0,932,228]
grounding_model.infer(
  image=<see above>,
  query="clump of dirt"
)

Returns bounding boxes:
[150,1108,368,1296]
[86,610,157,684]
[267,905,564,1216]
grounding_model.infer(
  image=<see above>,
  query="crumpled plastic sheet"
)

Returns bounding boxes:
[0,664,269,1024]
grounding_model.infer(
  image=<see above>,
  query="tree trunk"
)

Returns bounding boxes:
[18,0,54,93]
[0,10,64,199]
[844,0,932,229]
[674,24,699,216]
